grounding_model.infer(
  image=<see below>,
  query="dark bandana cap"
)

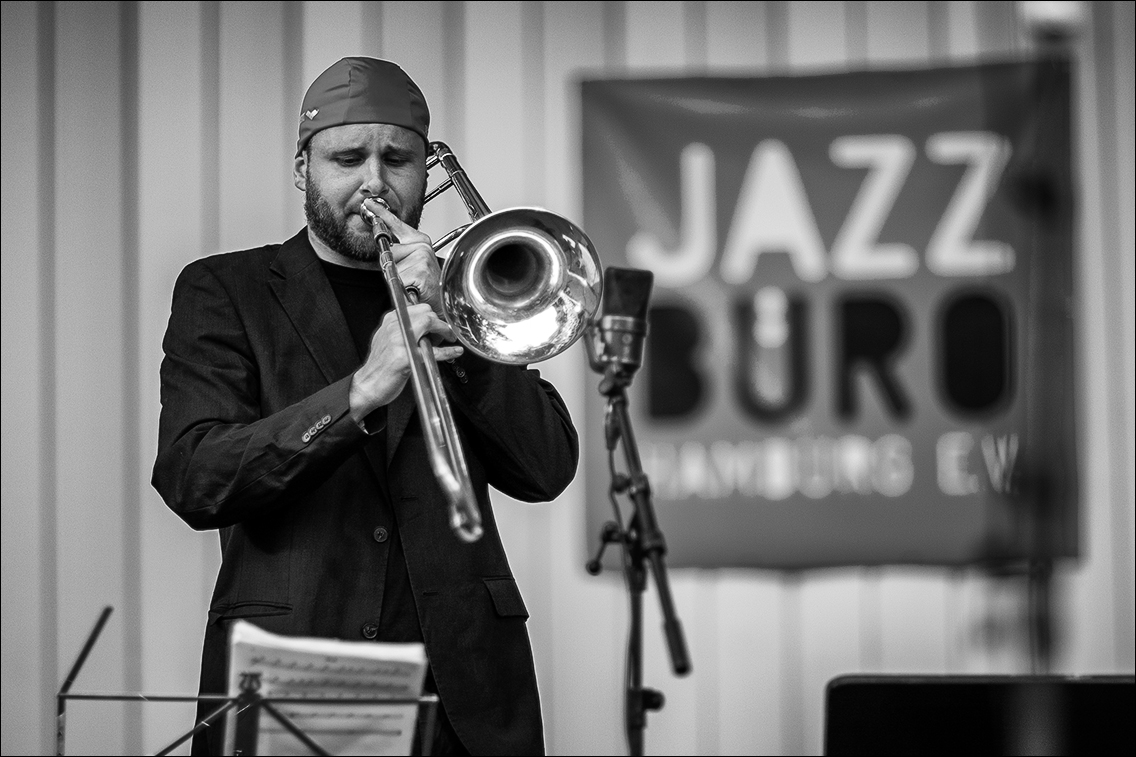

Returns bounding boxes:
[296,57,430,157]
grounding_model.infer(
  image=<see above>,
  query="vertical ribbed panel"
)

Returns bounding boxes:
[1,3,52,754]
[137,2,212,752]
[54,2,127,752]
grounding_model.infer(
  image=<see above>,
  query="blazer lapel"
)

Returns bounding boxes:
[268,229,419,472]
[269,230,359,384]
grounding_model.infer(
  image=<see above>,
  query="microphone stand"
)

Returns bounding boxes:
[587,358,692,756]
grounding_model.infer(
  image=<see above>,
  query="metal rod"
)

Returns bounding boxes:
[427,141,491,219]
[59,606,112,695]
[59,692,429,705]
[429,223,470,254]
[154,698,239,757]
[423,176,454,205]
[57,606,113,756]
[59,692,230,702]
[260,700,332,757]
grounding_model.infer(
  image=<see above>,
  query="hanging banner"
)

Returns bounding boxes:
[581,60,1076,568]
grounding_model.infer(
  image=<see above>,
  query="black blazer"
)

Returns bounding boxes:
[152,229,578,755]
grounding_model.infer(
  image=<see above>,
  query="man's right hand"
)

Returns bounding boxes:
[349,303,464,424]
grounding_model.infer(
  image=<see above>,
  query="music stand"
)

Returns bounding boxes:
[56,607,440,756]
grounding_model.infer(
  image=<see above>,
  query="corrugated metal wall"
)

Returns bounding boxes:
[2,2,1132,755]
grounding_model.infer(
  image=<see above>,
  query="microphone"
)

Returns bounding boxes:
[590,267,654,382]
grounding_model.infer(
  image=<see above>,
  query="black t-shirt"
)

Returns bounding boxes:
[320,259,423,644]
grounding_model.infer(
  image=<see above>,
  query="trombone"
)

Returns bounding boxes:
[361,141,603,543]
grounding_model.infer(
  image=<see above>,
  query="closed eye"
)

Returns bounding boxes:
[383,148,416,167]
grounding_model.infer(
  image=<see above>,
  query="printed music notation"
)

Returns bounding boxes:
[248,656,416,678]
[223,620,428,756]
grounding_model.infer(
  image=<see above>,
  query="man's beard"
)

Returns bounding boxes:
[304,171,425,262]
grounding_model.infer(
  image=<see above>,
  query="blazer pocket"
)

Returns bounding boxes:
[208,600,293,626]
[483,577,529,620]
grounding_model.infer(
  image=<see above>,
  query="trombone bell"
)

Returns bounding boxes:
[369,140,602,545]
[442,207,603,365]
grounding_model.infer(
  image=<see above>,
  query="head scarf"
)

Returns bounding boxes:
[296,57,430,157]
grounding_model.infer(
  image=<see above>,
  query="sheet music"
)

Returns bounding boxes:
[223,620,428,756]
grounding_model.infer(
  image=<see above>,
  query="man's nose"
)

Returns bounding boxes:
[359,156,386,196]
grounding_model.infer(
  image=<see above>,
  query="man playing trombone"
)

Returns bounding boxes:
[152,57,580,756]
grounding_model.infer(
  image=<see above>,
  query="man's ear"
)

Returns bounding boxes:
[293,152,307,192]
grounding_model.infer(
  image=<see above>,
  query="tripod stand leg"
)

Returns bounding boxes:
[626,556,646,756]
[154,699,239,757]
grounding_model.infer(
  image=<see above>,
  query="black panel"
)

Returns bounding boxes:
[825,675,1135,756]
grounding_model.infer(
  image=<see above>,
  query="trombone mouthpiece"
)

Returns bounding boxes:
[361,197,394,245]
[361,197,390,224]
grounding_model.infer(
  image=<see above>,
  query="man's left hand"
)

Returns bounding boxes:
[364,198,444,315]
